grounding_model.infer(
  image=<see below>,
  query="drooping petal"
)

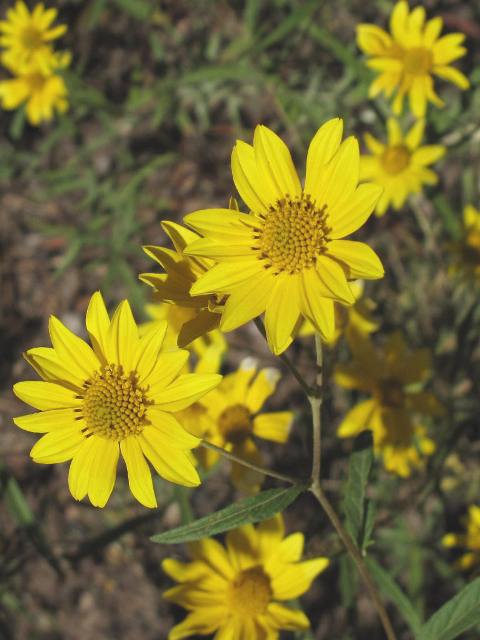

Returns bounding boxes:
[120,436,157,508]
[139,427,200,487]
[264,275,301,355]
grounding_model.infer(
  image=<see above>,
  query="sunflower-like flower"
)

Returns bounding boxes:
[0,51,69,125]
[299,280,378,345]
[357,0,469,118]
[140,221,225,348]
[0,1,67,73]
[442,505,480,570]
[162,515,329,639]
[360,118,445,216]
[335,330,442,477]
[183,119,384,354]
[449,205,480,279]
[180,358,293,493]
[13,292,221,508]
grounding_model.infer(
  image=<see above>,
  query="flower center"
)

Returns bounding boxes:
[254,193,331,274]
[227,566,272,616]
[381,145,410,175]
[404,47,432,75]
[378,379,405,409]
[218,404,252,444]
[21,26,44,50]
[81,364,149,441]
[25,72,46,92]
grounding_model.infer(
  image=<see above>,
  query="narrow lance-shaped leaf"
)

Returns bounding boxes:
[366,557,423,637]
[419,575,480,640]
[342,431,374,548]
[151,485,305,544]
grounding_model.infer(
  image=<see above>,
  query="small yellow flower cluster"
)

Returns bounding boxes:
[0,2,70,125]
[357,1,469,217]
[443,506,480,571]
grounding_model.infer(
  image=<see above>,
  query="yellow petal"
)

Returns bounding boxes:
[13,381,81,410]
[304,118,343,197]
[108,300,139,371]
[14,407,80,433]
[86,437,119,507]
[146,408,200,448]
[134,320,168,383]
[315,255,355,304]
[68,436,97,502]
[329,183,382,239]
[270,557,329,600]
[24,347,84,389]
[264,603,310,631]
[231,140,277,212]
[404,119,425,150]
[139,427,200,487]
[337,399,376,438]
[312,137,359,212]
[190,260,261,296]
[120,436,157,508]
[299,269,335,341]
[220,272,274,332]
[433,65,469,89]
[411,145,445,166]
[49,315,99,381]
[327,240,384,280]
[30,425,84,463]
[161,219,200,253]
[245,367,280,413]
[253,125,301,199]
[153,373,222,412]
[145,350,190,395]
[264,275,301,355]
[253,412,293,443]
[86,291,111,362]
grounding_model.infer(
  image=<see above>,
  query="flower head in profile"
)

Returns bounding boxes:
[299,280,379,346]
[357,0,469,118]
[13,292,221,508]
[335,330,442,477]
[0,1,67,73]
[360,118,445,216]
[181,358,293,493]
[140,221,225,348]
[442,505,480,570]
[449,205,480,279]
[183,119,384,354]
[0,51,69,125]
[162,515,329,639]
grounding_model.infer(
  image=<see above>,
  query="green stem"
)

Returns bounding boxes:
[310,484,397,640]
[309,334,323,489]
[199,439,301,486]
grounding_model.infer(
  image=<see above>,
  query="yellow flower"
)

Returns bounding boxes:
[162,515,329,639]
[442,505,480,570]
[450,205,480,279]
[140,221,225,348]
[357,0,469,118]
[182,358,293,493]
[13,292,221,508]
[0,1,67,73]
[0,52,69,125]
[335,330,442,477]
[360,118,445,216]
[183,119,384,354]
[299,280,379,345]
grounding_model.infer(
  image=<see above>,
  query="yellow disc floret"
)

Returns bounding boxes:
[256,193,330,274]
[381,145,410,175]
[82,364,149,441]
[227,566,272,616]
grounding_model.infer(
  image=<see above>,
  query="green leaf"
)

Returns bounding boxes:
[151,485,305,544]
[366,558,422,637]
[342,431,374,547]
[419,576,480,640]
